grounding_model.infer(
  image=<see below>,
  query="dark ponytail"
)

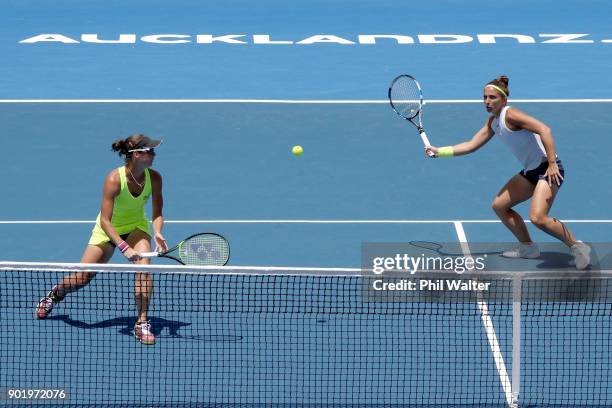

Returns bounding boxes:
[111,134,148,163]
[111,139,129,156]
[485,75,510,97]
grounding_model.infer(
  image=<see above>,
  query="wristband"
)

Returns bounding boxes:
[117,241,129,253]
[437,146,454,158]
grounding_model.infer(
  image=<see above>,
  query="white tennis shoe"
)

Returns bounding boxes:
[570,241,591,270]
[502,242,540,259]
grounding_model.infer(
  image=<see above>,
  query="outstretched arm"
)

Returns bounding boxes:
[426,117,495,158]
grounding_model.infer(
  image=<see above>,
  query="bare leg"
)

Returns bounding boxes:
[36,243,115,319]
[127,229,153,323]
[54,244,114,298]
[529,180,577,247]
[491,174,536,242]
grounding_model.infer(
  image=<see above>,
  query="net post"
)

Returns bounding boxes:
[511,275,522,407]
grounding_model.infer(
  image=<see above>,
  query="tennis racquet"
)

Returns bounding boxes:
[140,233,230,266]
[388,74,434,157]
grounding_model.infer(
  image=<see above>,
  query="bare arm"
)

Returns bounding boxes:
[425,117,495,157]
[99,170,124,246]
[149,169,168,252]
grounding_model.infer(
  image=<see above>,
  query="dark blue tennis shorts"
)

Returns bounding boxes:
[519,158,565,187]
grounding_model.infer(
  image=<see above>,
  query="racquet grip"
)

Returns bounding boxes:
[139,252,160,258]
[419,129,435,157]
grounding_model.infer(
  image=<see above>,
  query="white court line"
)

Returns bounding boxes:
[0,219,610,224]
[0,99,611,104]
[453,221,515,407]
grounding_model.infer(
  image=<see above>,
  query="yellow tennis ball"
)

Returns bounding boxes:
[292,145,303,156]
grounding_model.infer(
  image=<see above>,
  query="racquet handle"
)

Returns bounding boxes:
[139,252,160,258]
[419,129,435,157]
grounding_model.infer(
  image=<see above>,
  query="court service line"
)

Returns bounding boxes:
[0,219,611,224]
[0,99,611,104]
[453,221,514,407]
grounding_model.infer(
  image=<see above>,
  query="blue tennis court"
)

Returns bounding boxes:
[1,1,611,407]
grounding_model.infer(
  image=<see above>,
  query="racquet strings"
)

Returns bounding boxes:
[178,234,230,266]
[390,76,422,119]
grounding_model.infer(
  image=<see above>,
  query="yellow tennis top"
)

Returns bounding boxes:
[88,166,152,246]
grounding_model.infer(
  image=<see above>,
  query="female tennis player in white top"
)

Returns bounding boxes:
[425,75,591,270]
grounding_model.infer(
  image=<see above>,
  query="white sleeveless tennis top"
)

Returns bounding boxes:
[491,106,547,171]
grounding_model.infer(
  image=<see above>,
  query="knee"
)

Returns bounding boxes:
[529,212,548,229]
[491,200,509,216]
[66,272,96,289]
[81,272,97,285]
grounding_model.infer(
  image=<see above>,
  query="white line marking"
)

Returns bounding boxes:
[511,275,522,407]
[0,219,610,225]
[453,221,514,407]
[428,99,612,104]
[0,99,611,104]
[453,221,473,255]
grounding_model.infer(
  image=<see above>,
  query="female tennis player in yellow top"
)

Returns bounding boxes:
[425,75,591,270]
[36,134,168,345]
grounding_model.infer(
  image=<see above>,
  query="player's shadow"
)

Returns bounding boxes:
[47,315,243,343]
[408,241,504,258]
[535,251,577,269]
[409,241,595,271]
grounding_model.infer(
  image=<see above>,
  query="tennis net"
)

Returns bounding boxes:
[1,261,611,407]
